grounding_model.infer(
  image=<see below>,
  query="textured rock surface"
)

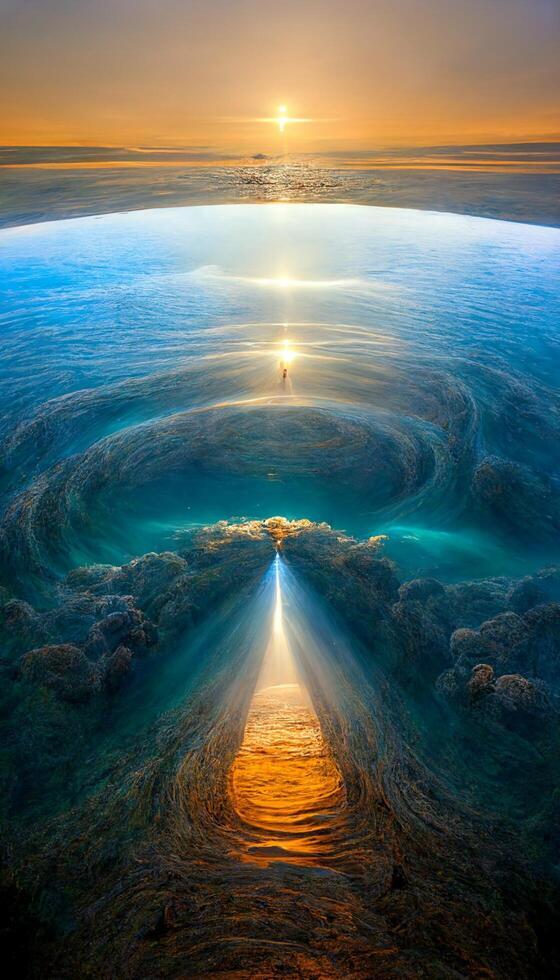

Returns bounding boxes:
[20,644,101,703]
[1,520,559,978]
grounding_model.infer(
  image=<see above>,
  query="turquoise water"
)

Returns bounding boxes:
[0,203,559,587]
[2,203,560,977]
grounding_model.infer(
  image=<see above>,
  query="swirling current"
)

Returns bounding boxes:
[1,204,560,978]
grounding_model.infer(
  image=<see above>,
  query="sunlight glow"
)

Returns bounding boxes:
[279,341,295,366]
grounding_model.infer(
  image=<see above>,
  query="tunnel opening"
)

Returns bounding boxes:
[228,554,348,867]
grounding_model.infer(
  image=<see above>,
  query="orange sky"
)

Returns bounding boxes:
[1,0,559,150]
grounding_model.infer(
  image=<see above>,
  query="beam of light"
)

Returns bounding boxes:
[258,554,299,689]
[228,555,346,866]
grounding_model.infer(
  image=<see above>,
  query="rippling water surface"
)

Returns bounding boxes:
[1,203,558,583]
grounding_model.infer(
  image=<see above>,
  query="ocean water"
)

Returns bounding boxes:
[0,203,559,588]
[2,202,560,976]
[2,152,560,229]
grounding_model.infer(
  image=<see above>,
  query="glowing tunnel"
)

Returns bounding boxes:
[228,555,347,867]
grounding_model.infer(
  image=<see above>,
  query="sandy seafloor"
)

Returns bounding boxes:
[0,198,560,978]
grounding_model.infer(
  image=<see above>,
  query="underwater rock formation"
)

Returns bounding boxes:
[20,643,102,703]
[0,519,559,977]
[472,456,560,541]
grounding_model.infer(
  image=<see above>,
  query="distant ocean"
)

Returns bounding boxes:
[1,142,560,228]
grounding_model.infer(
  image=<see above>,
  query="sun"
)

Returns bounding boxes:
[276,105,288,133]
[256,105,313,134]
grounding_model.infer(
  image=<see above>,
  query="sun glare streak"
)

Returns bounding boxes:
[187,265,371,291]
[253,105,315,133]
